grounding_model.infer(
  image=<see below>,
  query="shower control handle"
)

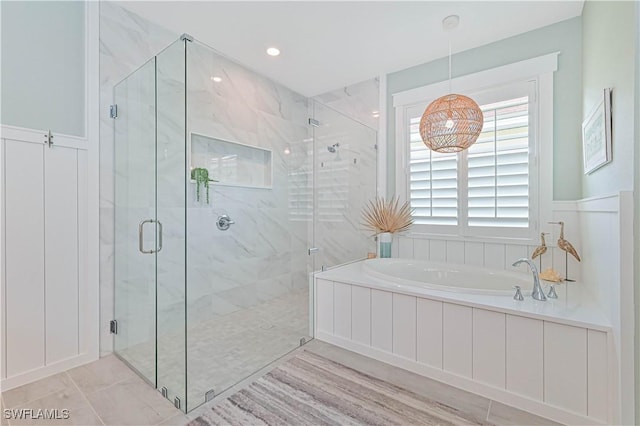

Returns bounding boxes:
[216,215,235,231]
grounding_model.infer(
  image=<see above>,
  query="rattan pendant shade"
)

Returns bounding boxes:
[420,94,483,153]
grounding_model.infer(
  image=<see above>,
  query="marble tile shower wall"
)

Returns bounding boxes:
[184,40,312,325]
[313,103,377,268]
[99,2,177,355]
[313,78,380,130]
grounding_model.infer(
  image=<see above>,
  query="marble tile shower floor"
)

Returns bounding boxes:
[118,288,311,410]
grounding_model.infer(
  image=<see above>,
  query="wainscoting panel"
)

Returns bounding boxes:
[392,294,416,360]
[473,308,506,388]
[333,282,352,339]
[416,298,443,368]
[351,286,371,346]
[442,303,472,378]
[316,279,334,334]
[506,315,544,400]
[587,329,608,422]
[544,321,587,415]
[370,289,392,352]
[315,276,612,425]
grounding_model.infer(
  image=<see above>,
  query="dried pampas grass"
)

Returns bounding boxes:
[362,196,414,234]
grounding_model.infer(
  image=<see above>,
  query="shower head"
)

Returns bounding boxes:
[327,143,340,153]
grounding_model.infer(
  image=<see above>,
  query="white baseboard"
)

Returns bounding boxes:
[316,332,605,426]
[1,353,98,391]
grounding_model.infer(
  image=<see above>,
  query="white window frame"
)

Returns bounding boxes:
[393,53,557,244]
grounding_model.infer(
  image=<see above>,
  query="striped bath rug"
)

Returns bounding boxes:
[188,350,483,425]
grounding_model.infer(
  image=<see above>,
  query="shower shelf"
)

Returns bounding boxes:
[189,132,273,189]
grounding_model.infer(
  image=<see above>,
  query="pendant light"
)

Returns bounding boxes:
[420,15,483,153]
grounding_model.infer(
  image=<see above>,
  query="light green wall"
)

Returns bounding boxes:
[386,17,582,201]
[1,1,85,136]
[581,2,637,422]
[582,1,635,198]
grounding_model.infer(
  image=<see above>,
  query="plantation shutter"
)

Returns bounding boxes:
[467,96,530,228]
[408,116,458,225]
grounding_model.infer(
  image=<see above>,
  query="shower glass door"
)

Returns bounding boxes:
[184,39,313,411]
[113,57,157,386]
[312,101,377,270]
[114,38,188,410]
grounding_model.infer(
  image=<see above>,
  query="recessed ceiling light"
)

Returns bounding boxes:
[266,47,280,57]
[211,76,222,83]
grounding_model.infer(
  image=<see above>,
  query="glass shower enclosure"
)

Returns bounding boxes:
[113,35,377,412]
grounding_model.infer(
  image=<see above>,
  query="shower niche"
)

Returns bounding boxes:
[189,133,272,189]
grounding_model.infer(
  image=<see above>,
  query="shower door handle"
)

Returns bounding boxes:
[138,219,155,254]
[156,220,163,253]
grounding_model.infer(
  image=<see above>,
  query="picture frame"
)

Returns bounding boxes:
[582,88,612,175]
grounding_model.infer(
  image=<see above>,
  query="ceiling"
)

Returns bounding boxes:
[117,1,584,97]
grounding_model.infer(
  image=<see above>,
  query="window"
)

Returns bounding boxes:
[403,80,537,239]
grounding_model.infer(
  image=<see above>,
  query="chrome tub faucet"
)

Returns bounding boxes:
[512,258,547,301]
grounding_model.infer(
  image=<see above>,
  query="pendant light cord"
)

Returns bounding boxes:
[448,40,452,93]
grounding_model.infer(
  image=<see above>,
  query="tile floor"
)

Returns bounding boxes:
[118,288,310,410]
[1,340,562,426]
[1,356,186,426]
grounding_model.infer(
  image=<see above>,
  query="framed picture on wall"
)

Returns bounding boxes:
[582,88,612,175]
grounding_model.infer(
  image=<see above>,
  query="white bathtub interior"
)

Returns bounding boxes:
[362,258,533,295]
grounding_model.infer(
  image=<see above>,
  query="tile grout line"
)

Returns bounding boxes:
[2,384,69,411]
[66,372,106,426]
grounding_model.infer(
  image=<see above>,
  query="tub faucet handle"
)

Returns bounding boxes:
[513,286,524,301]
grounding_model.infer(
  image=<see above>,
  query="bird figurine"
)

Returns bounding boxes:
[551,221,581,262]
[531,232,549,260]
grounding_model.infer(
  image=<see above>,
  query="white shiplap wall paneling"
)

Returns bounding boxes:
[413,239,429,260]
[446,241,465,264]
[416,298,443,368]
[544,322,587,415]
[392,294,416,360]
[371,289,392,352]
[464,242,484,266]
[429,240,446,262]
[333,282,352,339]
[4,140,46,376]
[587,329,608,421]
[351,286,371,346]
[506,315,543,400]
[442,303,472,378]
[45,147,79,364]
[391,238,400,258]
[77,150,89,352]
[473,309,506,388]
[484,243,506,269]
[316,279,334,334]
[398,237,414,258]
[505,244,529,272]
